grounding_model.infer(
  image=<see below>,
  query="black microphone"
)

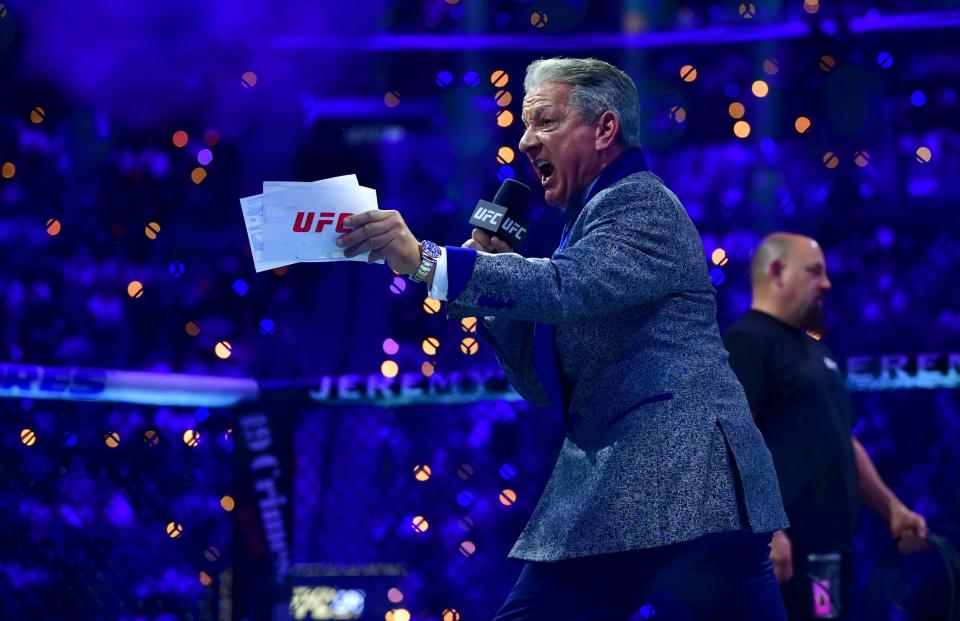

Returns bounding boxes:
[467,179,531,249]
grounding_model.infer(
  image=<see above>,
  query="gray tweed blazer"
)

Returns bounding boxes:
[445,171,788,561]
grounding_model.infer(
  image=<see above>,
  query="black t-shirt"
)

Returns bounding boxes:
[723,310,859,551]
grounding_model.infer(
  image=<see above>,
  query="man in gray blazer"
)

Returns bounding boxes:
[337,58,788,619]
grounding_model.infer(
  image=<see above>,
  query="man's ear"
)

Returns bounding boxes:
[770,259,785,288]
[595,110,620,150]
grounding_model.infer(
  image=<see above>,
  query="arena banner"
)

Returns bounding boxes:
[1,354,959,409]
[231,404,295,620]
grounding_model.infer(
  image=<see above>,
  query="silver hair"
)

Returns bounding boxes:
[523,57,642,148]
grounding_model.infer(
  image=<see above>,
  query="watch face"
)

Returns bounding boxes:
[421,240,442,259]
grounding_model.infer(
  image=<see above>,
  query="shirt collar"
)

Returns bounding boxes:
[562,147,649,224]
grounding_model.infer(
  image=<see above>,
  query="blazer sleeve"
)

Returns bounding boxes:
[445,178,703,324]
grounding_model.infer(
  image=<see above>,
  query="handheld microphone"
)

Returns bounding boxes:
[468,179,531,249]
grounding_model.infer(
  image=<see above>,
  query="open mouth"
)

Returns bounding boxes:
[534,159,555,184]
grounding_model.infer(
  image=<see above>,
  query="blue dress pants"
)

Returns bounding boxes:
[493,530,787,621]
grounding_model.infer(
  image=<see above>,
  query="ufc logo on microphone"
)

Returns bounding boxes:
[292,212,354,233]
[501,217,527,241]
[471,207,503,227]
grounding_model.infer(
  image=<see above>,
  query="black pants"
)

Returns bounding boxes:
[493,530,787,620]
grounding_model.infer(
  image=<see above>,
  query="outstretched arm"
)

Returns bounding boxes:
[853,436,929,552]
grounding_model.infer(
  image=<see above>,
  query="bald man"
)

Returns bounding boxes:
[722,233,928,619]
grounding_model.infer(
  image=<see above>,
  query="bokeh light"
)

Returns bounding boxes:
[381,360,399,378]
[45,218,61,236]
[182,429,200,447]
[711,248,729,266]
[166,521,183,538]
[220,496,235,511]
[496,109,514,128]
[411,516,429,533]
[413,464,432,482]
[382,338,400,355]
[460,337,479,355]
[144,221,161,240]
[530,11,548,28]
[916,146,932,163]
[214,340,232,359]
[127,280,144,299]
[191,167,207,184]
[423,298,441,314]
[2,162,15,179]
[733,121,751,138]
[679,64,698,83]
[241,71,257,88]
[422,337,440,355]
[30,106,45,124]
[20,428,36,446]
[762,58,780,75]
[435,70,453,89]
[728,102,745,119]
[751,80,769,98]
[490,70,509,88]
[497,146,515,165]
[389,277,406,295]
[795,116,812,133]
[172,131,188,148]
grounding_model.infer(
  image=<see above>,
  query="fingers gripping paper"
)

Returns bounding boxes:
[238,175,382,272]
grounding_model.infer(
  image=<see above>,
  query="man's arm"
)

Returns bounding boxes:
[336,178,695,324]
[443,181,698,322]
[853,436,929,552]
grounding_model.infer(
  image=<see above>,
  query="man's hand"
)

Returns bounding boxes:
[462,228,514,254]
[337,210,421,274]
[769,529,794,584]
[889,503,929,553]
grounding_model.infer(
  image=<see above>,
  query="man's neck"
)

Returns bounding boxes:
[750,301,801,329]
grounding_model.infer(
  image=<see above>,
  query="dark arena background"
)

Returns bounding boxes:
[2,1,960,620]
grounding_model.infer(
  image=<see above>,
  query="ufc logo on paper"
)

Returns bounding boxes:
[292,211,354,233]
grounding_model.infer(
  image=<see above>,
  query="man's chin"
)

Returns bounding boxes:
[543,191,564,209]
[802,305,826,333]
